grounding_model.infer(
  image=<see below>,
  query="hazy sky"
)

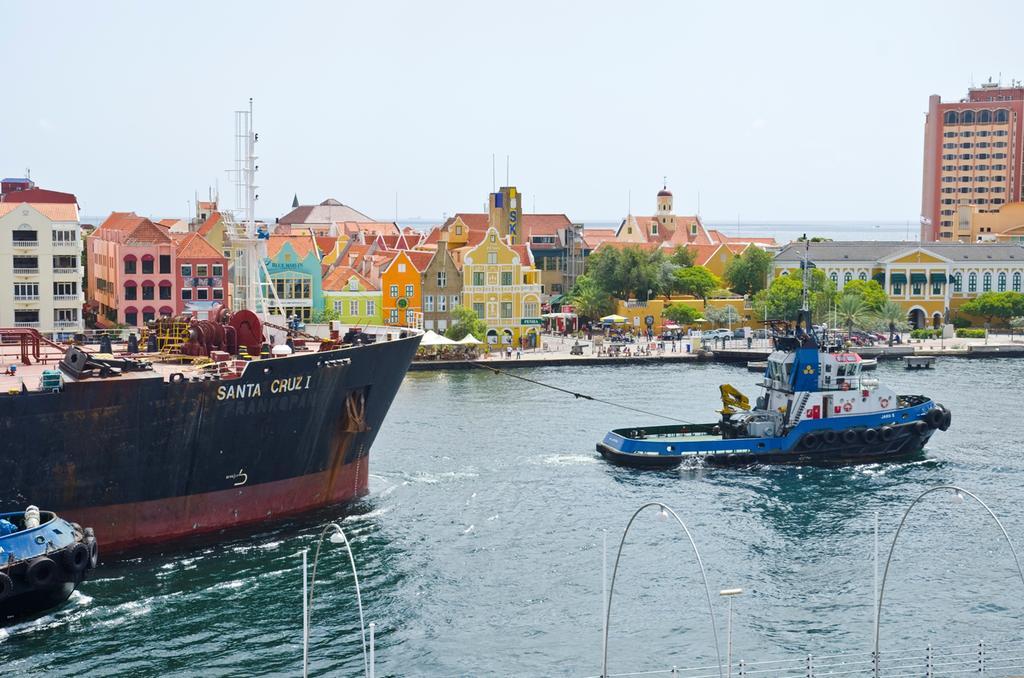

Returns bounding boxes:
[4,1,1023,224]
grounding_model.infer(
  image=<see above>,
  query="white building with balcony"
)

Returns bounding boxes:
[0,201,84,334]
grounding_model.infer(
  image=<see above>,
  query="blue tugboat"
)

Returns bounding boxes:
[598,244,951,468]
[0,507,98,623]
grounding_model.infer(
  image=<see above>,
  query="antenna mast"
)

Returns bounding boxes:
[801,234,810,312]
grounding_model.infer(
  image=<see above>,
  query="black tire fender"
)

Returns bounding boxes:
[86,537,99,570]
[862,428,879,444]
[63,542,90,573]
[0,571,13,603]
[941,408,952,431]
[822,430,839,446]
[25,556,59,589]
[913,420,929,436]
[801,432,820,449]
[927,408,945,428]
[880,426,896,442]
[842,429,859,444]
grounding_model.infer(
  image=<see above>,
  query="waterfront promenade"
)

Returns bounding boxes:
[408,332,1024,371]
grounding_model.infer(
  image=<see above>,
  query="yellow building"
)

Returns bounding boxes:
[460,226,544,348]
[613,296,751,334]
[772,241,1024,328]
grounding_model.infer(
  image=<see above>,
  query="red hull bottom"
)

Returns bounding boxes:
[64,457,369,553]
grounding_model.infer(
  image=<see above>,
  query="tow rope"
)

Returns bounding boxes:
[466,361,695,424]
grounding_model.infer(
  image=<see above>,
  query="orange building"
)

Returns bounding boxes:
[380,250,433,327]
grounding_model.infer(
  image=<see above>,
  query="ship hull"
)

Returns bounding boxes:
[0,334,420,552]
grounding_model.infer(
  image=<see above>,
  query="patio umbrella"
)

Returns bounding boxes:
[600,314,627,323]
[456,334,483,345]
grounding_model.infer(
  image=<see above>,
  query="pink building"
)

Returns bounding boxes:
[172,231,229,313]
[88,212,177,327]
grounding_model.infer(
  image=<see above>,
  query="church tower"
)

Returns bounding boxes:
[655,181,674,235]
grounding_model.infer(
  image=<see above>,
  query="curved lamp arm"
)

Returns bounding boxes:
[873,485,1024,677]
[602,502,723,678]
[308,521,369,678]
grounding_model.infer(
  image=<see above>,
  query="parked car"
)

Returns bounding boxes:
[702,329,732,340]
[752,329,768,339]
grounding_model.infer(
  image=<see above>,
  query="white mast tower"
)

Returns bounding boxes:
[225,98,278,317]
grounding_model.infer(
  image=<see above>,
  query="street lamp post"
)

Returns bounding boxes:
[719,588,743,678]
[303,522,372,678]
[601,502,723,678]
[873,486,1024,678]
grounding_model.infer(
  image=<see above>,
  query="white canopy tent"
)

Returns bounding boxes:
[420,330,458,346]
[456,334,483,345]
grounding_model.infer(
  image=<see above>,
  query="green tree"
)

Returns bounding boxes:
[835,294,870,338]
[752,269,834,321]
[445,305,488,341]
[724,247,772,296]
[663,303,701,324]
[669,245,696,267]
[841,279,887,310]
[585,246,669,300]
[312,302,341,324]
[705,304,740,328]
[568,274,615,320]
[960,291,1024,326]
[872,300,909,345]
[673,265,721,299]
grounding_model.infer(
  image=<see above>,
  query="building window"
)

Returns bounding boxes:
[334,300,344,313]
[398,263,406,273]
[125,311,137,326]
[472,271,485,286]
[911,280,922,296]
[489,233,497,243]
[390,284,399,298]
[859,272,867,281]
[830,272,838,285]
[500,301,513,318]
[124,284,137,301]
[524,301,539,317]
[272,273,312,300]
[181,288,193,300]
[366,300,375,316]
[437,271,447,288]
[1013,272,1021,292]
[13,283,39,299]
[124,257,136,274]
[54,282,76,297]
[159,285,171,300]
[438,295,447,312]
[968,272,977,292]
[983,272,992,291]
[55,308,78,323]
[451,294,459,308]
[501,271,514,286]
[405,284,414,297]
[472,303,485,319]
[213,264,223,276]
[944,111,957,124]
[196,264,208,277]
[159,255,171,274]
[213,288,223,300]
[141,256,154,274]
[142,283,155,300]
[455,225,463,236]
[952,273,962,292]
[843,272,852,285]
[424,295,434,312]
[349,278,359,292]
[932,280,942,295]
[892,282,902,295]
[197,288,209,300]
[181,264,192,277]
[998,272,1007,292]
[388,309,399,323]
[487,252,497,264]
[350,300,360,316]
[406,310,415,324]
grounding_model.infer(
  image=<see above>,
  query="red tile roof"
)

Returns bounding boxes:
[404,250,435,272]
[582,228,617,249]
[197,212,222,237]
[124,218,173,245]
[267,234,318,260]
[0,202,79,221]
[97,211,146,234]
[315,236,338,256]
[174,232,222,259]
[323,265,379,292]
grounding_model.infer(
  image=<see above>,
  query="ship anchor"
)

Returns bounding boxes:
[226,469,248,486]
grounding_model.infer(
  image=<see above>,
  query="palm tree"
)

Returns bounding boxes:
[836,294,870,343]
[874,300,908,346]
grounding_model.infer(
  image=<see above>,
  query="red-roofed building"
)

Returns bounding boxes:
[174,232,229,312]
[615,185,713,247]
[88,212,178,326]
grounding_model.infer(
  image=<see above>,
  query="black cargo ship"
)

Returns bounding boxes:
[0,323,420,552]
